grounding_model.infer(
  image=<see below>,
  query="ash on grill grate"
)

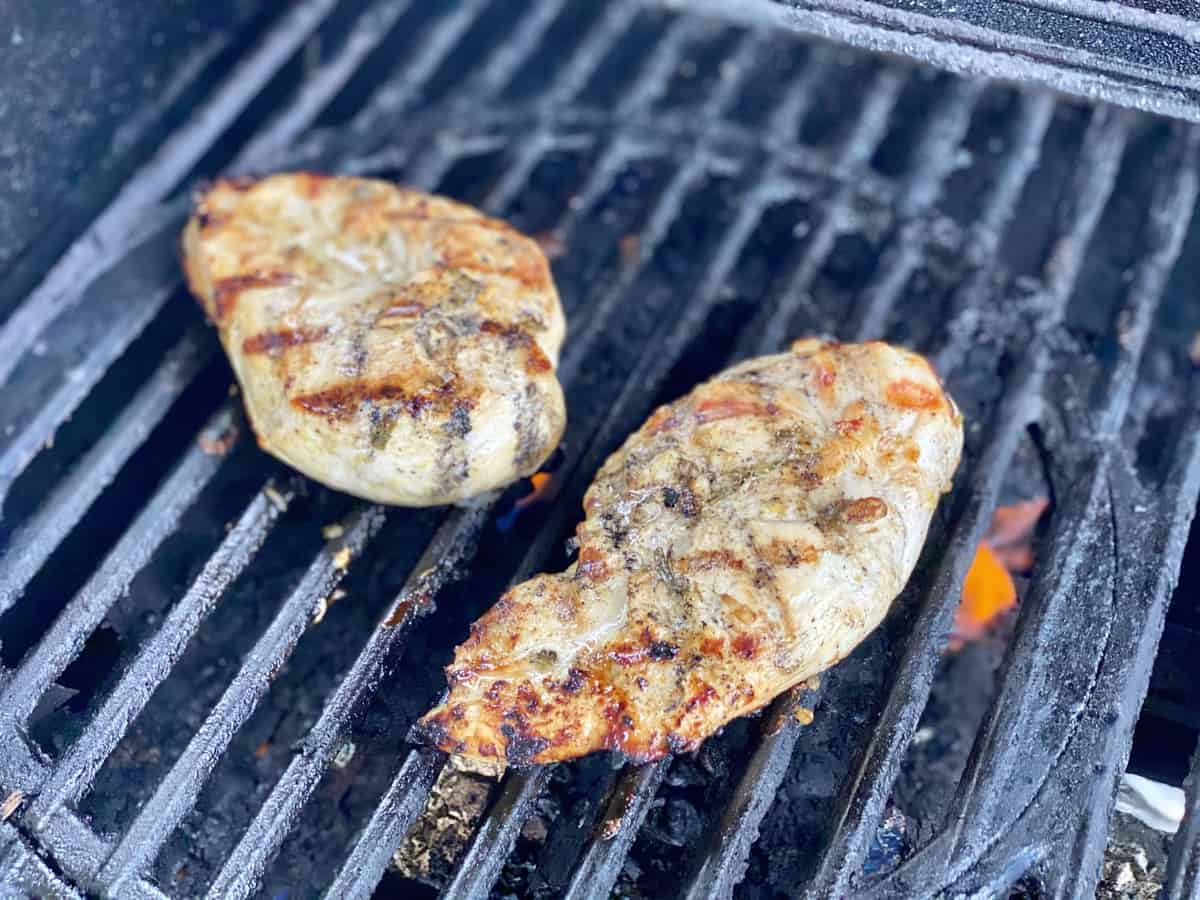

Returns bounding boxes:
[2,2,1200,899]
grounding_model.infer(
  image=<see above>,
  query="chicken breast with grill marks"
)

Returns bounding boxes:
[416,339,962,769]
[182,173,566,506]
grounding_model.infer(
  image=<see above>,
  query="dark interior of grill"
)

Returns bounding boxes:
[2,1,1200,898]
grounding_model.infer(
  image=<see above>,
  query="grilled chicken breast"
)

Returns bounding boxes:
[417,339,962,768]
[182,173,566,506]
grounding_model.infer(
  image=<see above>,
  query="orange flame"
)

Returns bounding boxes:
[515,472,557,511]
[950,497,1048,649]
[952,542,1017,648]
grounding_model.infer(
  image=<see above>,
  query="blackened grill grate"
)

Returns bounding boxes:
[1,1,1200,898]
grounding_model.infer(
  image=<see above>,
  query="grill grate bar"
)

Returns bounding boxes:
[463,0,643,216]
[0,328,213,614]
[443,0,583,212]
[24,487,288,831]
[807,357,1046,898]
[325,748,446,900]
[300,0,596,180]
[556,146,705,380]
[441,769,552,900]
[761,44,835,143]
[345,0,632,227]
[1095,124,1200,441]
[796,90,1051,888]
[1041,107,1132,310]
[237,0,417,169]
[485,7,721,218]
[343,0,496,139]
[562,760,670,900]
[0,406,240,732]
[96,505,386,896]
[16,806,121,893]
[0,821,84,900]
[746,64,908,357]
[680,703,811,900]
[933,91,1057,375]
[202,503,491,900]
[0,0,339,388]
[941,121,1195,874]
[850,79,984,342]
[557,27,812,387]
[890,451,1127,889]
[1167,633,1200,898]
[0,217,183,505]
[555,129,713,373]
[466,0,574,100]
[617,14,708,112]
[810,105,1135,898]
[497,14,746,270]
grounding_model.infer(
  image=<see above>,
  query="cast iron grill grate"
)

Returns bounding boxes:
[1,1,1199,898]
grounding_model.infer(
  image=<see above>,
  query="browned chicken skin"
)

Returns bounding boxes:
[416,339,963,769]
[182,173,566,506]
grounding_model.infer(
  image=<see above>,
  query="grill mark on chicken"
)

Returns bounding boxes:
[512,382,547,471]
[210,271,295,321]
[479,320,552,375]
[241,326,329,356]
[694,395,779,424]
[182,173,566,506]
[417,340,962,767]
[436,399,473,493]
[758,540,821,567]
[745,529,797,641]
[291,378,473,421]
[842,496,889,523]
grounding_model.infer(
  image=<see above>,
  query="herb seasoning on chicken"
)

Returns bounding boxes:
[182,173,566,506]
[416,339,962,768]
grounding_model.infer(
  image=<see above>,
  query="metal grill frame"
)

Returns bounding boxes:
[712,0,1200,124]
[1,1,1199,898]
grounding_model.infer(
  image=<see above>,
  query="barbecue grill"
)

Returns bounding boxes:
[2,1,1199,897]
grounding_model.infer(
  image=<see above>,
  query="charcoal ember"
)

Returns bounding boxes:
[391,767,493,888]
[642,797,703,848]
